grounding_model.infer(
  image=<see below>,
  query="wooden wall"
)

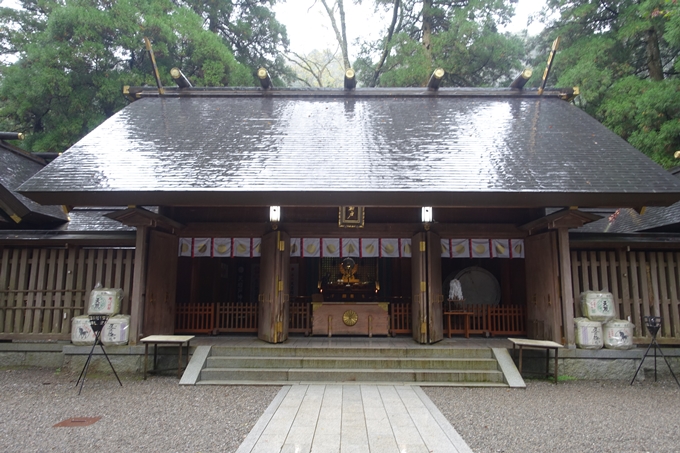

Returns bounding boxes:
[0,246,135,340]
[572,250,680,341]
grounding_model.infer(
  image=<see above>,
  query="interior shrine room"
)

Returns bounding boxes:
[172,205,529,340]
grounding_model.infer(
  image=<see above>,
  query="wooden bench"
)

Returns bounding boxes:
[141,335,195,380]
[509,338,563,384]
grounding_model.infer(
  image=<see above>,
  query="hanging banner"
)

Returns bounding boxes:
[470,239,491,258]
[511,239,525,258]
[179,238,192,257]
[290,238,301,257]
[322,238,340,257]
[342,238,360,257]
[380,238,400,258]
[233,238,251,257]
[213,238,232,257]
[491,239,510,258]
[252,238,261,257]
[450,239,470,258]
[193,238,212,257]
[361,238,379,257]
[400,238,412,258]
[302,238,320,257]
[441,238,451,258]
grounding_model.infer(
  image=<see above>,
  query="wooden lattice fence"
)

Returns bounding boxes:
[0,247,135,340]
[571,250,680,341]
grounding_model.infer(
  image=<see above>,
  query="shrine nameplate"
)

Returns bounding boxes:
[311,303,389,337]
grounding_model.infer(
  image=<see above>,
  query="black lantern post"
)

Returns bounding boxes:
[630,316,680,387]
[75,314,123,394]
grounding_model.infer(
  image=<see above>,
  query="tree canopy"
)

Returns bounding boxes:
[352,0,524,87]
[531,0,680,167]
[0,0,279,152]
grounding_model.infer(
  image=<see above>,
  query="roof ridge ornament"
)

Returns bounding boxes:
[344,69,356,90]
[538,37,560,96]
[427,68,445,91]
[258,68,272,90]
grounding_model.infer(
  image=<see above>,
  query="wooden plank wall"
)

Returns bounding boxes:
[572,250,680,341]
[0,247,135,339]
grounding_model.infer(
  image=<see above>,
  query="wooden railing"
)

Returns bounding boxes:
[289,299,311,335]
[175,303,215,334]
[215,302,258,333]
[390,301,526,337]
[488,305,527,336]
[390,301,412,334]
[0,247,134,340]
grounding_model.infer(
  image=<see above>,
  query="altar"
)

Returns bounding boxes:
[311,302,390,336]
[311,257,390,336]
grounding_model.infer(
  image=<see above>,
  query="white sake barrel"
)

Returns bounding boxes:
[603,319,635,350]
[71,315,95,346]
[100,315,131,346]
[580,291,615,322]
[574,317,603,350]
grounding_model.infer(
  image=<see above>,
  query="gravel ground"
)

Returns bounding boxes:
[424,379,680,453]
[0,368,280,453]
[3,368,680,453]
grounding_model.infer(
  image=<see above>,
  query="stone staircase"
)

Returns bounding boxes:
[180,344,524,387]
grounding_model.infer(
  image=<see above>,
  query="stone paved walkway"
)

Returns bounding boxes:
[236,384,473,453]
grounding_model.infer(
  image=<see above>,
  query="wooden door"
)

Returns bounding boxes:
[258,230,291,343]
[143,230,179,336]
[426,231,444,343]
[411,232,444,344]
[412,232,427,343]
[525,231,562,342]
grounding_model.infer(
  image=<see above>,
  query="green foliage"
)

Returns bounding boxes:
[599,76,680,167]
[356,0,524,87]
[530,0,680,167]
[0,0,255,152]
[178,0,290,78]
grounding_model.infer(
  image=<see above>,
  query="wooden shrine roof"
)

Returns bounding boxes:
[17,88,680,208]
[0,141,68,226]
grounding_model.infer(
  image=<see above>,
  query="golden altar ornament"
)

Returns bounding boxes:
[343,310,358,326]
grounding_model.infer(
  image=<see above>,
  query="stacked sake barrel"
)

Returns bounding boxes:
[71,286,130,346]
[574,291,634,350]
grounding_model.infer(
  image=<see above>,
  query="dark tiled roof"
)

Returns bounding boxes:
[0,142,68,224]
[18,92,680,208]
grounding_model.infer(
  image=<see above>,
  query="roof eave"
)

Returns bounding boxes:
[17,189,680,209]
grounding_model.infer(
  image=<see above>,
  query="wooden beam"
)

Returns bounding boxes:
[178,222,527,238]
[258,68,272,90]
[344,69,356,90]
[170,67,192,88]
[509,68,533,90]
[427,68,445,91]
[558,228,575,347]
[128,226,148,345]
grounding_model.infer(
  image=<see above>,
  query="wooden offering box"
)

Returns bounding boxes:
[311,302,389,337]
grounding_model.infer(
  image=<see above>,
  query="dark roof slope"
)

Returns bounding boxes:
[18,89,680,208]
[0,142,68,225]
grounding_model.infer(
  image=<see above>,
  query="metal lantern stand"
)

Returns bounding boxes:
[630,316,680,387]
[75,314,123,395]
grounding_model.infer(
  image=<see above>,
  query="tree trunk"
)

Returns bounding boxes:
[421,0,433,64]
[371,0,401,87]
[321,0,350,70]
[646,27,664,81]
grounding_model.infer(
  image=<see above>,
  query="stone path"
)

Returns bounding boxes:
[236,384,473,453]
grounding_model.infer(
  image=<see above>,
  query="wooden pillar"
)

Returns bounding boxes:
[558,228,575,347]
[129,226,148,345]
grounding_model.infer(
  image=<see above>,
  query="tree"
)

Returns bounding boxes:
[286,48,345,87]
[176,0,290,78]
[355,0,523,87]
[532,0,680,167]
[0,0,253,152]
